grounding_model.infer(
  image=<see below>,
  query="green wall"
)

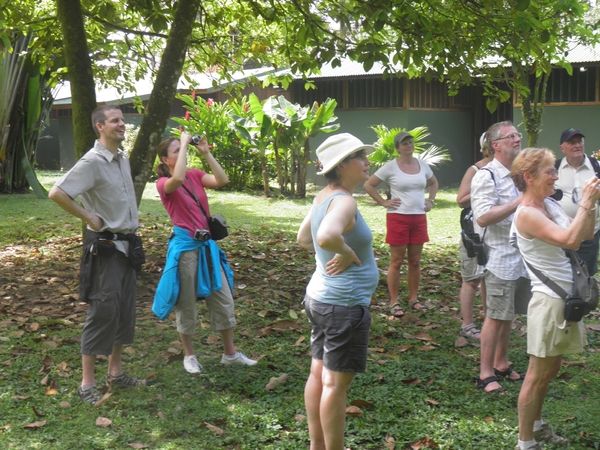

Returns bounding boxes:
[309,109,473,188]
[513,104,600,158]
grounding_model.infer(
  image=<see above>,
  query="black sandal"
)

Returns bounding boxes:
[494,367,524,381]
[475,376,505,393]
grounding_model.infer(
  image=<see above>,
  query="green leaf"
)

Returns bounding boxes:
[516,0,530,11]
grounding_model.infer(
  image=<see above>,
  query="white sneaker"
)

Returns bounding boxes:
[220,352,257,366]
[183,355,202,374]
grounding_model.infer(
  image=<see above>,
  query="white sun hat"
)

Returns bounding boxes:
[316,133,375,175]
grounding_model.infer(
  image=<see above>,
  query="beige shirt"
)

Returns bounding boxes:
[55,140,139,254]
[555,156,600,233]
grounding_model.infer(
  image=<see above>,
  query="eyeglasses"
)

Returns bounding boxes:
[494,133,522,142]
[572,187,579,204]
[348,151,368,161]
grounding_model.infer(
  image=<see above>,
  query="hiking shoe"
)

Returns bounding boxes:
[78,385,102,405]
[183,355,202,374]
[534,422,569,445]
[106,372,147,388]
[220,352,257,366]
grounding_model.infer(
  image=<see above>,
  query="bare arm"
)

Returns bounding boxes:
[297,208,314,251]
[363,174,401,209]
[198,144,229,189]
[48,186,103,231]
[162,132,193,195]
[316,195,361,275]
[424,174,438,212]
[456,166,477,208]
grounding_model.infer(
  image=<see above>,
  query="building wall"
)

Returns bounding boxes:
[308,109,473,188]
[513,104,600,157]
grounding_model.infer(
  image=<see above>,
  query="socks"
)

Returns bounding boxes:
[533,419,544,431]
[517,439,537,450]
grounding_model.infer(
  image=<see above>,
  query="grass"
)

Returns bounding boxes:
[1,171,600,449]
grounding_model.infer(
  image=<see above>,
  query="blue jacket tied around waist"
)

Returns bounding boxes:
[152,226,234,320]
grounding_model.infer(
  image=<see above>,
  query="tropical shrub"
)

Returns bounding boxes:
[369,125,452,171]
[171,95,263,190]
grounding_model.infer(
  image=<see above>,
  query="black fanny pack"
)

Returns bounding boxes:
[92,231,146,272]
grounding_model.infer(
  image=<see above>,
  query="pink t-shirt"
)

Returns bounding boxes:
[157,169,210,235]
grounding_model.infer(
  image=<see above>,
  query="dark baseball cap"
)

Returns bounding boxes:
[560,128,585,145]
[394,131,413,147]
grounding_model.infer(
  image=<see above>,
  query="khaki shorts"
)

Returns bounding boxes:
[459,239,485,282]
[484,271,531,320]
[527,291,587,357]
[175,250,236,335]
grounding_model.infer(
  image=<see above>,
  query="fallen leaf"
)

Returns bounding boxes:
[414,331,433,342]
[397,345,414,353]
[586,323,600,331]
[418,345,436,352]
[295,336,305,345]
[269,319,302,332]
[266,373,288,390]
[425,399,439,406]
[454,336,468,347]
[2,360,11,367]
[558,416,576,422]
[368,347,385,353]
[350,399,374,408]
[0,424,10,431]
[402,378,421,385]
[96,417,112,427]
[12,396,29,400]
[294,414,306,422]
[127,443,149,449]
[385,434,396,450]
[26,323,40,332]
[32,407,45,418]
[206,335,221,344]
[485,417,494,423]
[205,422,224,435]
[288,309,298,320]
[345,405,362,417]
[45,380,58,396]
[23,420,46,429]
[94,392,112,407]
[557,373,573,381]
[59,402,71,408]
[124,347,135,355]
[40,374,49,386]
[10,330,24,338]
[410,436,439,449]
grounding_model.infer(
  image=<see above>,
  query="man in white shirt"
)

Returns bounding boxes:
[471,121,531,393]
[555,128,600,275]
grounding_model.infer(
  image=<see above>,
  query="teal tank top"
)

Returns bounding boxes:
[306,192,378,307]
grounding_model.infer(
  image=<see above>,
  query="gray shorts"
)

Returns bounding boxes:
[484,271,531,320]
[304,295,371,373]
[459,239,485,282]
[81,251,136,356]
[175,250,236,335]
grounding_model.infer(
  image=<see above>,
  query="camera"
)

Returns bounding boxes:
[549,189,563,201]
[191,135,203,145]
[194,229,210,242]
[461,231,488,265]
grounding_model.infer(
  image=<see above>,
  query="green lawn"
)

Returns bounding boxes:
[0,172,599,449]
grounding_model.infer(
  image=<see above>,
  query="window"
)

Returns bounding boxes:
[544,67,597,103]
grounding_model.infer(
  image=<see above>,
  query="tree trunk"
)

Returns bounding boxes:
[55,0,97,160]
[297,139,310,198]
[128,0,201,205]
[260,152,270,197]
[273,141,285,194]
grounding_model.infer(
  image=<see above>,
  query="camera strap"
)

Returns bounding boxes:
[181,178,210,220]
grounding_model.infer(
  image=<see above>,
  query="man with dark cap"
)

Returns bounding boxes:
[555,128,600,275]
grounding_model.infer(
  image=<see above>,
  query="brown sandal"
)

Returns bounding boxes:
[390,303,404,318]
[410,301,428,313]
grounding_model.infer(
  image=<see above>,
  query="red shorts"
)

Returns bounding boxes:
[386,213,429,246]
